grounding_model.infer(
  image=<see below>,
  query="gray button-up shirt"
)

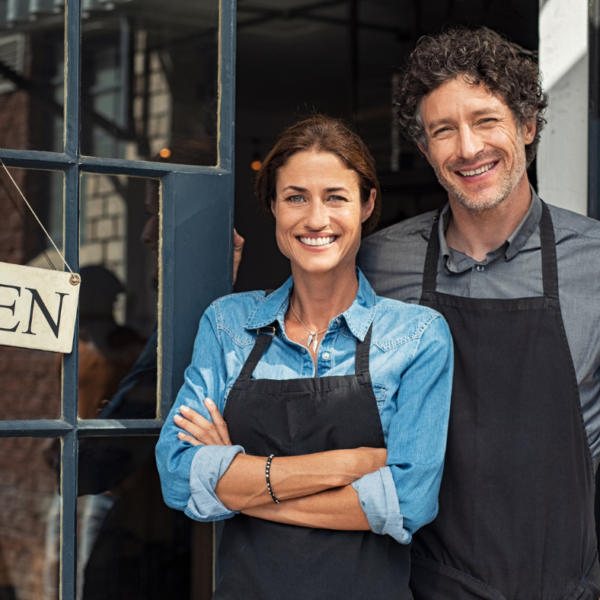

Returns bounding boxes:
[358,190,600,463]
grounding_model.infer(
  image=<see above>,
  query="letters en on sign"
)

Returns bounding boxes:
[0,262,80,354]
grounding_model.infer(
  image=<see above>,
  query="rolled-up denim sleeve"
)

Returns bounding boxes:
[156,306,245,521]
[354,314,453,544]
[351,467,407,543]
[185,444,245,521]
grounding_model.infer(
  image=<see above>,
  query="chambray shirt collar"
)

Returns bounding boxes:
[438,186,542,274]
[244,267,377,342]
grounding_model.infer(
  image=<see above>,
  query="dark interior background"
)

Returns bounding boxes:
[233,0,539,292]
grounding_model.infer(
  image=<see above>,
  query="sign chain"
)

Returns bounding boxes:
[0,159,80,286]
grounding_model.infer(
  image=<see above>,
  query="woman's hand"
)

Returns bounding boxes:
[174,399,232,446]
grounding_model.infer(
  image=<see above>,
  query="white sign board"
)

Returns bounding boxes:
[0,262,80,353]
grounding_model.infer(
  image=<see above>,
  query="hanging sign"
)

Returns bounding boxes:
[0,158,80,354]
[0,263,79,353]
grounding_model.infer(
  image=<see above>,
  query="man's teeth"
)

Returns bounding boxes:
[459,162,495,177]
[300,236,336,246]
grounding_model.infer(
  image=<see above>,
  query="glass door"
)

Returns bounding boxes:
[0,0,235,598]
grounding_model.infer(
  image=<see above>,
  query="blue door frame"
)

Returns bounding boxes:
[0,0,236,597]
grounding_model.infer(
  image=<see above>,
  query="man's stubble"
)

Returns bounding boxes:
[430,133,528,213]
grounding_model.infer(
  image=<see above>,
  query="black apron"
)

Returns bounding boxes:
[214,322,412,600]
[411,201,600,599]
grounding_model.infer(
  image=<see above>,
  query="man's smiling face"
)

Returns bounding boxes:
[418,76,536,212]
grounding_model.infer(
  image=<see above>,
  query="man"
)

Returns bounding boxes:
[358,27,600,599]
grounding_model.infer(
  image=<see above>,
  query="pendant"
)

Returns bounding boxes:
[307,333,314,350]
[312,335,319,353]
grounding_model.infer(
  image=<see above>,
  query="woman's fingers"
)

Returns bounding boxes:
[175,407,222,445]
[204,398,232,445]
[177,431,201,446]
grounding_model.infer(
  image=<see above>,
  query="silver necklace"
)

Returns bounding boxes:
[290,302,328,352]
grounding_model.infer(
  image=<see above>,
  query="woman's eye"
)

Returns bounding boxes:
[328,195,347,202]
[287,195,305,203]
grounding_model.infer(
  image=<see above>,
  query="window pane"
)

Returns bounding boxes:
[78,174,158,420]
[81,0,219,165]
[0,167,63,420]
[0,7,64,152]
[0,437,60,599]
[77,436,213,599]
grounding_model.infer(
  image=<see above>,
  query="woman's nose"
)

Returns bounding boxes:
[305,200,330,230]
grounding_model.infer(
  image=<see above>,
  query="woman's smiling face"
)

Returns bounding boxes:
[271,150,375,276]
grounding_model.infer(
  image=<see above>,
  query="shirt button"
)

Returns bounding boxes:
[476,265,485,272]
[335,319,340,324]
[302,349,307,354]
[322,352,330,360]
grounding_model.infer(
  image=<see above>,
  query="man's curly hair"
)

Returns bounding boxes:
[396,27,548,167]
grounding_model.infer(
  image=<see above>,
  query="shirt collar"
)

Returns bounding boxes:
[438,186,542,273]
[244,267,377,342]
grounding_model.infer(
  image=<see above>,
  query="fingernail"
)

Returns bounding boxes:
[174,414,182,421]
[177,432,185,439]
[180,406,190,413]
[204,398,214,406]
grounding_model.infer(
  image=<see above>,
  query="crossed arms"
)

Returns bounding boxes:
[175,400,387,530]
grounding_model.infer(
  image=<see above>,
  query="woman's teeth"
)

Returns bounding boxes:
[299,236,336,246]
[459,162,496,177]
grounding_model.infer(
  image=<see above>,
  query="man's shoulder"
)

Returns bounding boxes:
[546,203,600,243]
[358,213,433,304]
[361,210,437,252]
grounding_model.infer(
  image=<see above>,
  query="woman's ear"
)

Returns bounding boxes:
[270,198,276,218]
[361,189,376,224]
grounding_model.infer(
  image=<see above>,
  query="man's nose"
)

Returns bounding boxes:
[457,125,484,160]
[305,199,330,230]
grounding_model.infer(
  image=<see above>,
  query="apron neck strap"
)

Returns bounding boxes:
[539,201,559,299]
[420,201,559,300]
[355,322,373,375]
[238,326,276,380]
[238,289,276,380]
[421,211,443,295]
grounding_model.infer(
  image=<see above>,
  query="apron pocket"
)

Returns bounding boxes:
[411,554,507,600]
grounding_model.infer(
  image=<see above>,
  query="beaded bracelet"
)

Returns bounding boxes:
[265,454,280,504]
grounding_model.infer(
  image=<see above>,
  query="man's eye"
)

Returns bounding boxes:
[433,127,451,136]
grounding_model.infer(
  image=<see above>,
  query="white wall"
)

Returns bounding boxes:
[537,0,589,214]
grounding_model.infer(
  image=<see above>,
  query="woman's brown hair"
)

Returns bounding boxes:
[255,115,381,235]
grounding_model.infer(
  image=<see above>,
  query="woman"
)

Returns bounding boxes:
[156,115,453,599]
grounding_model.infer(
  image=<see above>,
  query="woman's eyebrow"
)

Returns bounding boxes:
[281,185,349,193]
[282,186,307,192]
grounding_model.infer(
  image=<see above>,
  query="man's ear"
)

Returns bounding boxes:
[361,189,376,224]
[418,143,432,165]
[522,119,536,145]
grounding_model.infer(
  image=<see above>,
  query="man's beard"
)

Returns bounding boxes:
[432,143,527,212]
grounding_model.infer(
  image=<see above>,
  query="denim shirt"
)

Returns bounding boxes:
[156,269,453,544]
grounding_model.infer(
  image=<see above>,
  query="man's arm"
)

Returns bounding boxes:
[243,484,370,530]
